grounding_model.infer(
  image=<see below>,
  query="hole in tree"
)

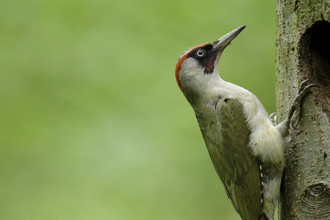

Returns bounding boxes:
[299,21,330,119]
[311,22,330,61]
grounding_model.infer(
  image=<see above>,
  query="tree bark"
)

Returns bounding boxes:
[275,0,330,219]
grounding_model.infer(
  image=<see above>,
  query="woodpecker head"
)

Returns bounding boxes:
[175,25,246,106]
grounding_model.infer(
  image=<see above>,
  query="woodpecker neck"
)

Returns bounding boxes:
[180,65,224,108]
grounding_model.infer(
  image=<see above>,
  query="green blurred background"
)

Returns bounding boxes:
[0,0,276,219]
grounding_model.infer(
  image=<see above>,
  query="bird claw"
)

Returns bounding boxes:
[298,79,310,94]
[269,112,277,125]
[288,80,318,128]
[290,114,300,129]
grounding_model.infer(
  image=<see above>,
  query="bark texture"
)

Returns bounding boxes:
[275,0,330,219]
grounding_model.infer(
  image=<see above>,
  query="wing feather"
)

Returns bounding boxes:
[197,98,262,220]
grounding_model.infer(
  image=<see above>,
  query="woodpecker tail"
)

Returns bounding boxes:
[259,213,271,220]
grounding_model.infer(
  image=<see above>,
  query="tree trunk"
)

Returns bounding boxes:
[275,0,330,219]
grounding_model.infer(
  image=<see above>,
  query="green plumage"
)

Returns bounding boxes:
[196,98,263,220]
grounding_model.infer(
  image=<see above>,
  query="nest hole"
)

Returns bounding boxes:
[299,21,330,118]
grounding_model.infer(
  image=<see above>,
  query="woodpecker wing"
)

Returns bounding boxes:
[200,98,262,220]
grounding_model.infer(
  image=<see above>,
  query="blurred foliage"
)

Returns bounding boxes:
[0,0,276,219]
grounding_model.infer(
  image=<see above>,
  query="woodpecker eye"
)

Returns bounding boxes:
[196,49,206,57]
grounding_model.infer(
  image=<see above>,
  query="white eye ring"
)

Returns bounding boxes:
[196,49,206,57]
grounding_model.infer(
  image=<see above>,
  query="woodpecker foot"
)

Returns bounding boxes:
[288,80,318,128]
[269,112,277,125]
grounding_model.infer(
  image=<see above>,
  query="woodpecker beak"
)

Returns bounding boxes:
[212,25,246,52]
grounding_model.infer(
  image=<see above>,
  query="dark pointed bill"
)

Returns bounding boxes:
[212,25,246,52]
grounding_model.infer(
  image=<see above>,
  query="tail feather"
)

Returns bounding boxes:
[259,212,271,220]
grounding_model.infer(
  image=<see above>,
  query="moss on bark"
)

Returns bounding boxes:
[276,0,330,219]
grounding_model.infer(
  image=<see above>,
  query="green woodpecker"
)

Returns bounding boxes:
[175,25,314,220]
